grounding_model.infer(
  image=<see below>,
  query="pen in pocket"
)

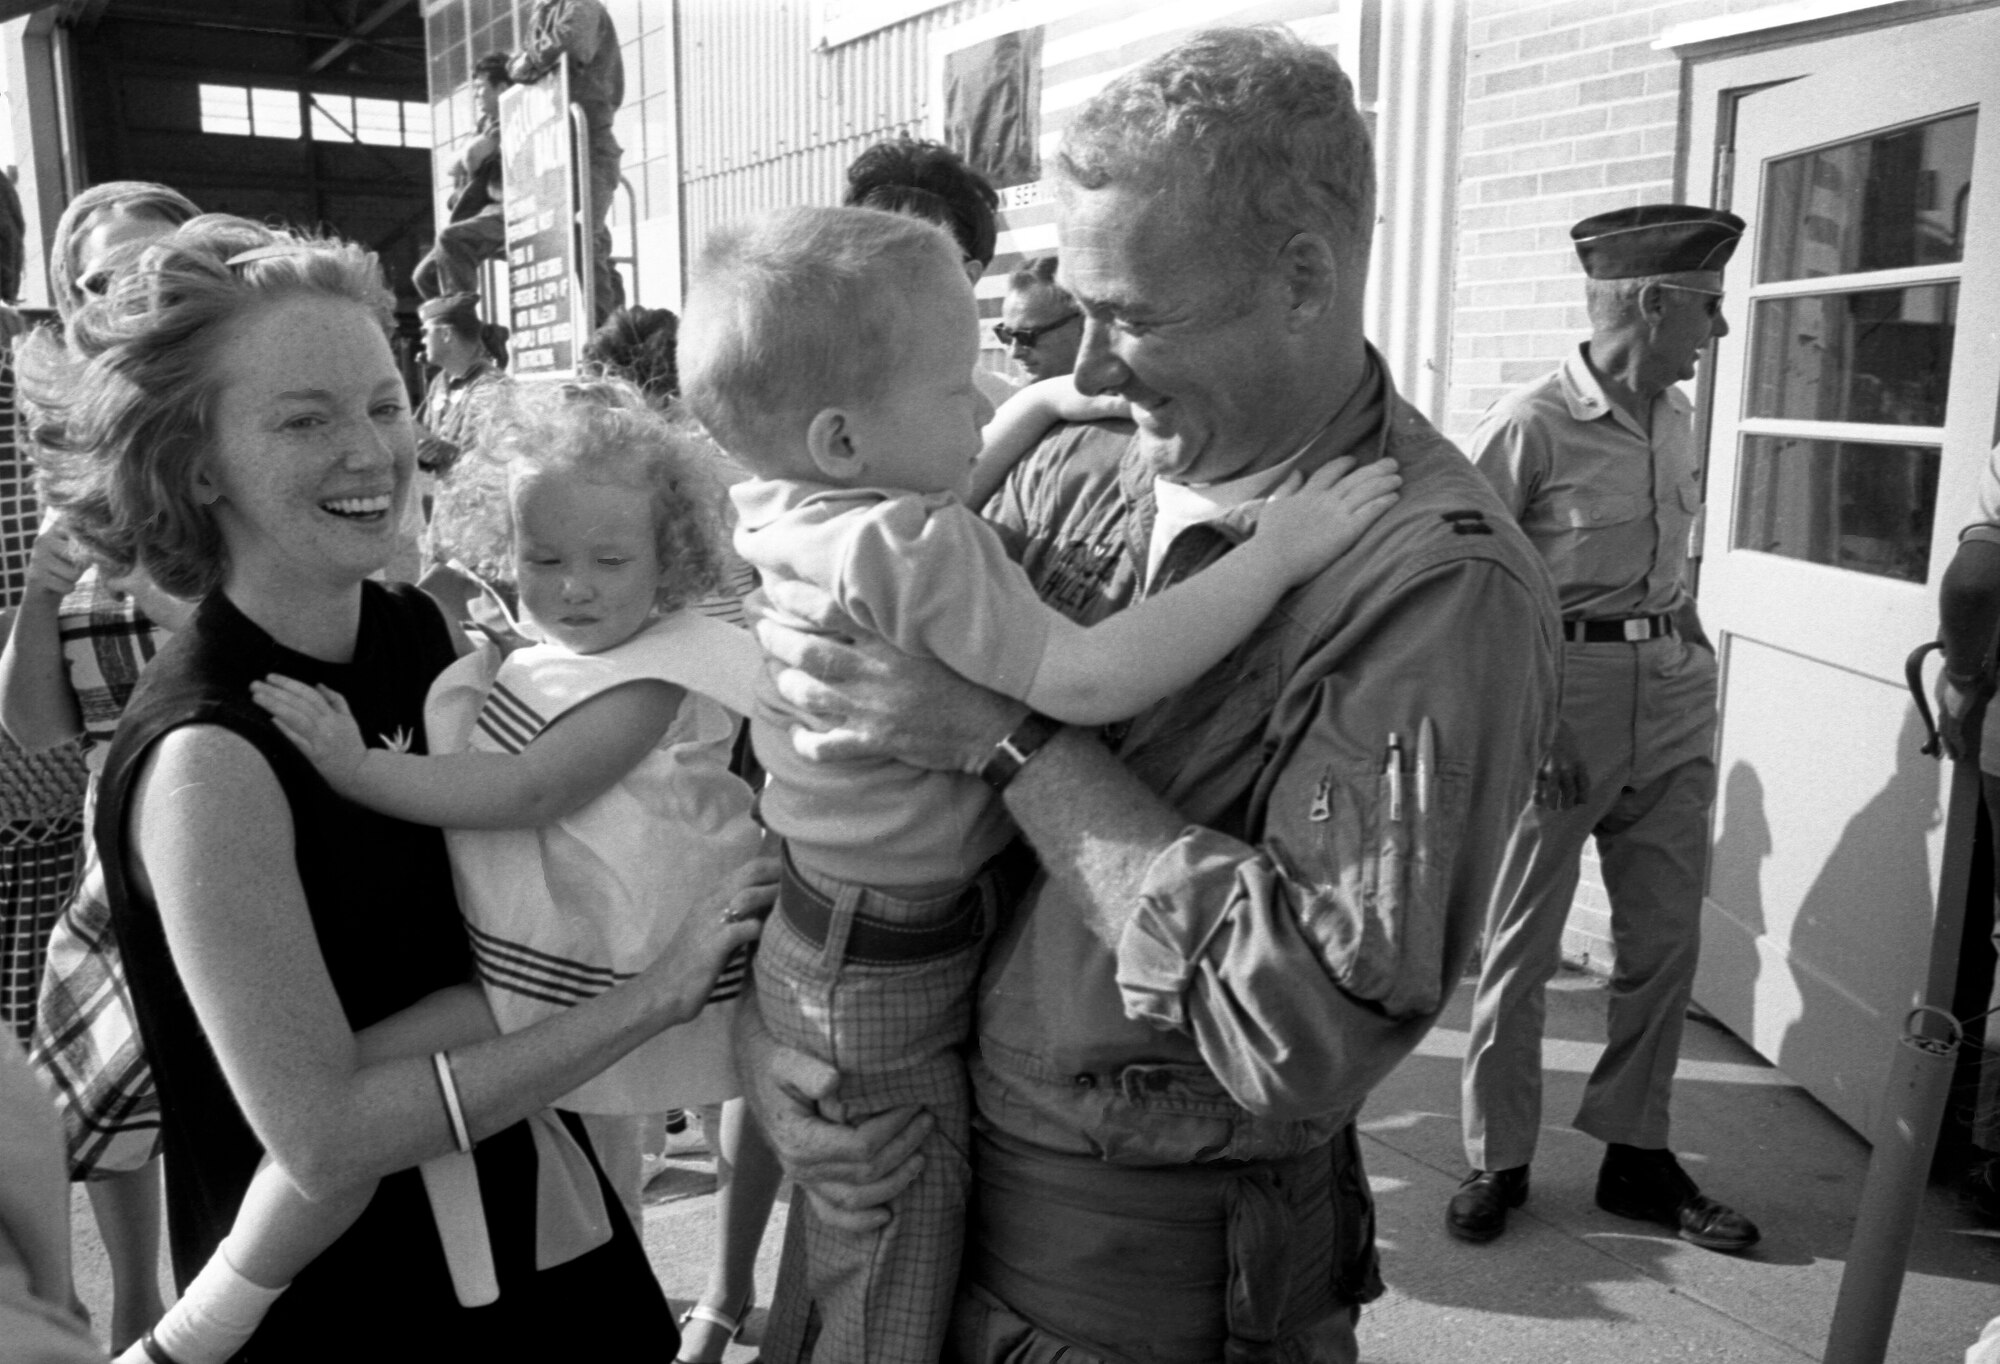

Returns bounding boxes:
[1385,733,1404,823]
[1416,717,1435,818]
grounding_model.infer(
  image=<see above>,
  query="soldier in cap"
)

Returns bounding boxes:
[414,292,505,472]
[407,292,507,601]
[1448,204,1761,1253]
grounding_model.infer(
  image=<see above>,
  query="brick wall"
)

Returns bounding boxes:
[1447,0,1769,965]
[1445,0,1774,444]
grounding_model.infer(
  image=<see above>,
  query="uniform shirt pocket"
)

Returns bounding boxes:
[1527,490,1648,532]
[1520,490,1648,592]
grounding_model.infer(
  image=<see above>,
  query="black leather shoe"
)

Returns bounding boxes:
[1595,1144,1760,1253]
[1446,1165,1529,1243]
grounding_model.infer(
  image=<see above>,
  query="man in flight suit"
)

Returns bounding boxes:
[1449,204,1761,1254]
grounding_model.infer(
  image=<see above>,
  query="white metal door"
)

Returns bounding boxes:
[1694,10,2000,1139]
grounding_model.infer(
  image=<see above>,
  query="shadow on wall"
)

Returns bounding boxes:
[1776,703,1941,1135]
[1700,758,1772,1031]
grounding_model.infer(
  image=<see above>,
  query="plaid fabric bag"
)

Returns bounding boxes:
[31,840,161,1177]
[25,580,174,1176]
[0,812,82,1047]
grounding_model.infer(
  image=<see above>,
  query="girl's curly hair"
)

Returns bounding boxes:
[430,377,728,615]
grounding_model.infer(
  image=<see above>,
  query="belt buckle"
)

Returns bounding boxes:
[1622,617,1648,642]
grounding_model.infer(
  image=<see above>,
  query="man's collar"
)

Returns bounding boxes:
[1118,344,1393,504]
[446,356,492,390]
[1117,345,1394,560]
[1560,343,1687,435]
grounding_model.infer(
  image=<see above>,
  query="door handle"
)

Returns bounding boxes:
[1905,640,1943,758]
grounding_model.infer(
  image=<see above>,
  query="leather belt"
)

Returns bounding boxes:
[1562,614,1674,643]
[776,840,1036,965]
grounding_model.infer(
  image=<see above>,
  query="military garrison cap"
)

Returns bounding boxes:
[1570,205,1746,279]
[418,292,482,328]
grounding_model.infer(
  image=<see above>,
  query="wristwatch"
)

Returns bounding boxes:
[979,711,1061,791]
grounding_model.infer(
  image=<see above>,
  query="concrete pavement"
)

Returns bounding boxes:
[1354,969,1999,1363]
[69,967,2000,1361]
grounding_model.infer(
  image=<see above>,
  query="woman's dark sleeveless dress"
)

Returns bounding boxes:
[97,583,674,1360]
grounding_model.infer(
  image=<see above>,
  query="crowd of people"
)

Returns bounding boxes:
[6,10,1993,1364]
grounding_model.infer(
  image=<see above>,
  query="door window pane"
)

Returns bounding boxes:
[1747,284,1955,425]
[1733,436,1938,582]
[1758,111,1975,281]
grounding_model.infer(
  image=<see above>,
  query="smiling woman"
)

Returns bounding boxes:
[18,217,765,1359]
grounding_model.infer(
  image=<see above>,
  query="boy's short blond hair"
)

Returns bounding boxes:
[678,205,961,464]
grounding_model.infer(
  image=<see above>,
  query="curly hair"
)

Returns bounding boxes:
[432,378,726,616]
[48,181,201,319]
[21,214,396,600]
[843,137,999,268]
[583,306,679,405]
[1056,26,1376,276]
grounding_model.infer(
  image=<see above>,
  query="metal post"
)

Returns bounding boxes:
[1822,1006,1965,1364]
[615,172,640,304]
[1826,644,1990,1363]
[568,101,596,330]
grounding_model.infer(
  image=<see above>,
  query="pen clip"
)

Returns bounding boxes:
[1385,732,1404,823]
[1415,717,1436,818]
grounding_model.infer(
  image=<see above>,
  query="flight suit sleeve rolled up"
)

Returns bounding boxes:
[1114,556,1559,1123]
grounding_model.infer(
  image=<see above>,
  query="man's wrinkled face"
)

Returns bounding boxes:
[1648,271,1729,387]
[1056,181,1309,485]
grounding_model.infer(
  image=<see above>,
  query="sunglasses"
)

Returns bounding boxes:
[1659,282,1725,317]
[992,311,1081,349]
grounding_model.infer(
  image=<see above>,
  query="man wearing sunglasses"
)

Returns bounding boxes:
[996,255,1082,382]
[1449,204,1759,1255]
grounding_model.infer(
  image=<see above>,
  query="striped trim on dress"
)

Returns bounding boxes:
[474,681,547,754]
[467,919,750,1010]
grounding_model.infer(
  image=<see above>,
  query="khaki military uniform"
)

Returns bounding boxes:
[1463,344,1718,1170]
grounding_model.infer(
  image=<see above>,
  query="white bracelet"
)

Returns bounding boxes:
[432,1051,473,1155]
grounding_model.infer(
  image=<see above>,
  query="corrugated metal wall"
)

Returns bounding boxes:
[673,0,1466,423]
[677,0,1010,261]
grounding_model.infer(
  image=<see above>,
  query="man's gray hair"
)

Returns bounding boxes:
[1056,26,1376,273]
[1585,271,1714,330]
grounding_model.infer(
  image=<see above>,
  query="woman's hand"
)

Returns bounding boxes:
[733,992,931,1232]
[251,675,369,787]
[639,856,777,1025]
[750,578,1022,772]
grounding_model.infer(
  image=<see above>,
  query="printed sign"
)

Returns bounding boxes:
[499,65,582,378]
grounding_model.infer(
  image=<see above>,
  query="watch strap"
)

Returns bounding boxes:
[979,711,1061,791]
